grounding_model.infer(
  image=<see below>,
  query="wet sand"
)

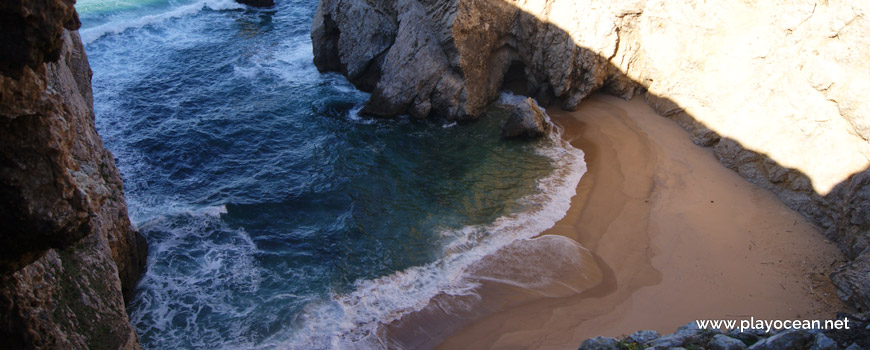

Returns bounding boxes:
[426,94,847,349]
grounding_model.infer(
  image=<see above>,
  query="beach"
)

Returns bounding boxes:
[414,94,847,349]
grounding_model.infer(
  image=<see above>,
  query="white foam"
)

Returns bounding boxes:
[264,114,588,349]
[346,105,377,125]
[496,90,530,105]
[129,209,262,349]
[81,0,244,44]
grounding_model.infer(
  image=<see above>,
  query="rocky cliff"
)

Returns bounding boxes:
[311,0,870,310]
[1,0,147,348]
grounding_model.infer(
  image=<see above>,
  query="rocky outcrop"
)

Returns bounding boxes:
[311,0,870,310]
[1,0,146,348]
[500,97,552,139]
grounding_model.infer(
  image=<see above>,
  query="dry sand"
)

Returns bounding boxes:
[424,94,847,349]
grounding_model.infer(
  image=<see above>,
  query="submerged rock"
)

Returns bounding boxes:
[501,97,552,139]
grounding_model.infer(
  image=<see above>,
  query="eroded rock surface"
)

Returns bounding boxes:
[312,0,870,310]
[500,97,551,139]
[1,0,146,348]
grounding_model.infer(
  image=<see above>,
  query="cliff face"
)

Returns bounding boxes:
[1,0,147,348]
[312,0,870,310]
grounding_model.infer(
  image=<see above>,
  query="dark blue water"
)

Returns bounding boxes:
[79,0,586,348]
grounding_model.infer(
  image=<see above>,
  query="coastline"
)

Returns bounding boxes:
[427,94,848,349]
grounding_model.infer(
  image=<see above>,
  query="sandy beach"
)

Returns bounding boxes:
[391,94,848,349]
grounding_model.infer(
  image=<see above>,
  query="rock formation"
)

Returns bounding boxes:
[500,97,552,139]
[312,0,870,310]
[1,0,147,348]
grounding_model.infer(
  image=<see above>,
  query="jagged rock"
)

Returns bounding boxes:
[0,0,80,78]
[626,330,660,344]
[577,336,620,350]
[501,97,551,139]
[311,0,398,92]
[727,328,767,346]
[646,333,700,350]
[811,333,840,350]
[831,250,870,312]
[236,0,274,7]
[709,334,748,350]
[0,0,146,348]
[748,330,813,350]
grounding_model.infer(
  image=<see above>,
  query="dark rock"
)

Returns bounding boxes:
[626,330,660,344]
[831,250,870,312]
[810,333,839,350]
[501,97,552,139]
[844,344,862,350]
[236,0,274,7]
[727,328,767,346]
[824,313,870,349]
[709,334,748,350]
[578,336,619,350]
[0,0,80,78]
[748,330,813,350]
[646,333,701,350]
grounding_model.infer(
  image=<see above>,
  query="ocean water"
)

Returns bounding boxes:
[79,0,586,348]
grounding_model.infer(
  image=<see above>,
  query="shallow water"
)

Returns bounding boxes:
[80,0,586,348]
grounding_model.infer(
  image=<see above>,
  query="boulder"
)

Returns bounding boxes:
[577,336,619,350]
[810,333,839,350]
[748,330,813,350]
[709,334,748,350]
[625,330,660,344]
[501,97,552,139]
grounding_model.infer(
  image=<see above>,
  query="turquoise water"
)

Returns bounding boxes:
[80,0,585,348]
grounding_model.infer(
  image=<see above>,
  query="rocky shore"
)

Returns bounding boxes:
[311,0,870,311]
[579,314,869,350]
[1,0,146,348]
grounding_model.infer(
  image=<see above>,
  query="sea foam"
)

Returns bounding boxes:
[263,99,588,349]
[81,0,244,44]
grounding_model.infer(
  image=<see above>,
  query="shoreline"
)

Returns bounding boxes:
[391,94,847,349]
